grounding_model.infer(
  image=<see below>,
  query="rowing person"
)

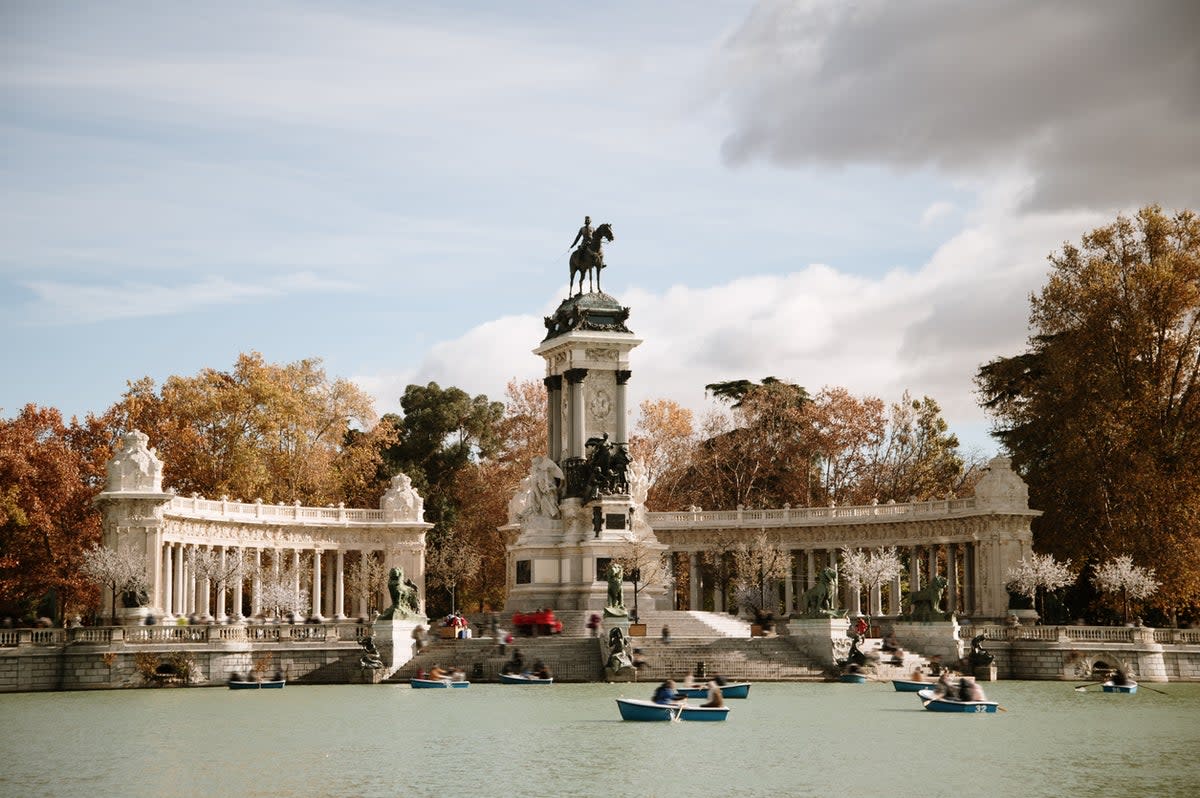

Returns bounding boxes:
[651,679,686,706]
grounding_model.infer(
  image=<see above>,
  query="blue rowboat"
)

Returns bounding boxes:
[677,682,751,699]
[892,679,928,692]
[917,689,998,713]
[229,679,285,689]
[838,673,868,684]
[499,673,554,685]
[1102,681,1137,694]
[615,698,730,722]
[411,678,470,689]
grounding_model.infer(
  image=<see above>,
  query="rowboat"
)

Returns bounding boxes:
[228,679,285,690]
[917,688,999,713]
[499,673,554,685]
[677,682,751,699]
[891,679,929,692]
[410,678,470,688]
[1102,681,1138,694]
[615,698,730,722]
[838,673,868,684]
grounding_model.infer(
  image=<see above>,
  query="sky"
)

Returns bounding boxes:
[3,0,1198,457]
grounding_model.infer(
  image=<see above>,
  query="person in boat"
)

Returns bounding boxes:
[1110,668,1131,686]
[428,664,448,680]
[450,667,466,682]
[532,660,551,679]
[701,680,725,708]
[932,671,954,696]
[501,648,525,675]
[909,667,925,682]
[713,673,727,686]
[681,672,696,688]
[652,679,686,706]
[958,676,986,701]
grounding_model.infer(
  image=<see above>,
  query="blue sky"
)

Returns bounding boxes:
[3,1,1197,456]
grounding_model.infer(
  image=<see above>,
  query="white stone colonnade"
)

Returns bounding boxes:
[94,431,431,622]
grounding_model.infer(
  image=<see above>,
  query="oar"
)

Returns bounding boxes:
[1137,684,1171,696]
[1074,681,1103,692]
[670,702,685,723]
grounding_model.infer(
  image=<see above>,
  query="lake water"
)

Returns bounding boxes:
[2,681,1198,798]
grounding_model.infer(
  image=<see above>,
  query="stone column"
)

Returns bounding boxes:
[291,549,300,617]
[947,543,959,615]
[688,552,701,611]
[909,546,921,594]
[232,548,244,622]
[186,545,197,616]
[869,583,882,617]
[214,546,227,622]
[544,375,562,462]
[806,550,815,590]
[252,548,262,616]
[200,545,212,621]
[335,549,346,620]
[312,549,324,621]
[615,370,631,444]
[783,550,795,614]
[564,368,588,459]
[163,543,175,619]
[927,546,939,583]
[890,572,902,617]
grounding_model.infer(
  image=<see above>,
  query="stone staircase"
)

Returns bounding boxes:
[431,611,936,684]
[387,635,604,683]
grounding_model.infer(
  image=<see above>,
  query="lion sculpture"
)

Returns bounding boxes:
[799,567,839,617]
[906,575,948,621]
[377,566,421,621]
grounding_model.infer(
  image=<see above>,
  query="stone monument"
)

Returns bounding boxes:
[502,219,668,614]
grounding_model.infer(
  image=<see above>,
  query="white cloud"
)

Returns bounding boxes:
[920,201,955,228]
[19,272,358,325]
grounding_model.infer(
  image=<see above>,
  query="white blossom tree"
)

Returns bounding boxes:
[1093,555,1159,625]
[80,545,148,625]
[190,547,249,621]
[839,546,902,617]
[734,531,793,620]
[1006,553,1075,620]
[254,557,310,620]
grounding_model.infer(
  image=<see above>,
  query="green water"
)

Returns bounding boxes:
[1,682,1197,798]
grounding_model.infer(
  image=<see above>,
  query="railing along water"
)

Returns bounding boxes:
[648,497,980,529]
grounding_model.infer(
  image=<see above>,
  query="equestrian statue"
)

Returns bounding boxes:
[569,215,615,295]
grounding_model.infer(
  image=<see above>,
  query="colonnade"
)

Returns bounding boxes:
[155,542,379,621]
[674,542,981,618]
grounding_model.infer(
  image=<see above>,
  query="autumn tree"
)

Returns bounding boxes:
[0,405,108,622]
[629,398,695,509]
[977,206,1200,612]
[112,352,390,506]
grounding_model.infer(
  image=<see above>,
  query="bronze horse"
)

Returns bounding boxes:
[569,222,613,295]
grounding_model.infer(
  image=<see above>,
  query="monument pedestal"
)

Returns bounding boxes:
[785,617,852,667]
[372,618,427,677]
[888,621,964,665]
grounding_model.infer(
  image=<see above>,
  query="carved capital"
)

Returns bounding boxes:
[544,374,563,392]
[564,368,588,385]
[615,370,632,385]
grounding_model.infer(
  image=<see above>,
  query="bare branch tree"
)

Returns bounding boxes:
[80,545,148,625]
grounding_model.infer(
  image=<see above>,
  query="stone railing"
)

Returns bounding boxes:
[969,624,1184,644]
[0,622,370,647]
[167,495,387,524]
[648,498,979,529]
